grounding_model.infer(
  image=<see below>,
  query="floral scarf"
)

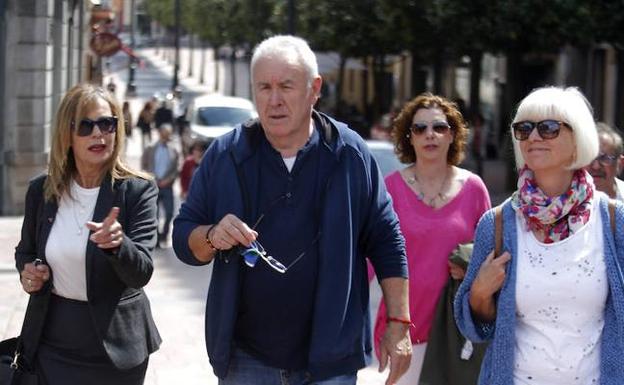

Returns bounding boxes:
[511,166,594,243]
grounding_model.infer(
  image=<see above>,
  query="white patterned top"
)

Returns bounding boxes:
[513,196,607,385]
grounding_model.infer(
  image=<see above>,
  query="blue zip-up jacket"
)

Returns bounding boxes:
[454,195,624,385]
[172,111,408,380]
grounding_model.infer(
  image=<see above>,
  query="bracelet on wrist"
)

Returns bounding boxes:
[205,225,218,252]
[387,316,414,327]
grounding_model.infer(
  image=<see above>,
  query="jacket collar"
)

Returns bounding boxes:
[229,110,347,165]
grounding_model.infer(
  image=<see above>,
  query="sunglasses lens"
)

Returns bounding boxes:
[512,122,534,141]
[536,120,561,139]
[96,117,117,134]
[410,123,428,134]
[77,120,95,136]
[432,122,450,133]
[242,250,260,267]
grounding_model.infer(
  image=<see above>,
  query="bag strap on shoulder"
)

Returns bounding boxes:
[609,199,616,235]
[494,205,503,257]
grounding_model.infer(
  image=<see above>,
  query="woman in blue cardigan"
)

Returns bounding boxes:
[455,86,624,385]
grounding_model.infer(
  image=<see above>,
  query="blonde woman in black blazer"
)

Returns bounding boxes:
[15,83,161,384]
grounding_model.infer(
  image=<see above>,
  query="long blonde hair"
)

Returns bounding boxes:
[45,83,151,202]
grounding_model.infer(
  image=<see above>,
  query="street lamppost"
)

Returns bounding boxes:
[287,0,296,34]
[172,0,181,90]
[126,0,137,96]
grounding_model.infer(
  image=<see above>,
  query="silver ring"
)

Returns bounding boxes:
[27,279,32,287]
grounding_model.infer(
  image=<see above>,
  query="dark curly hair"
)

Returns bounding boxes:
[391,93,468,165]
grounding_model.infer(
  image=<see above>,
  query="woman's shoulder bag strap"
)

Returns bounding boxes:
[494,205,504,257]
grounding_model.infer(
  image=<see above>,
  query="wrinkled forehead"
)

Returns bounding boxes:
[599,132,618,153]
[253,54,307,80]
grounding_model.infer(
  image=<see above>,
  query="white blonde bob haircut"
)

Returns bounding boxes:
[510,86,599,170]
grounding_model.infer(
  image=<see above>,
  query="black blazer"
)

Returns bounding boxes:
[15,173,162,370]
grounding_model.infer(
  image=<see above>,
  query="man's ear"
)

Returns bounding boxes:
[311,76,323,100]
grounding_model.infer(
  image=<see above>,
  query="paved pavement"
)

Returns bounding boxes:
[0,48,391,384]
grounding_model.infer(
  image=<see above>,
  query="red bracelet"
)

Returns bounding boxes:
[387,316,414,327]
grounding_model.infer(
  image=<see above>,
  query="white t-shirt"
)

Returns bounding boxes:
[513,196,607,385]
[615,177,624,202]
[282,156,296,172]
[45,180,100,301]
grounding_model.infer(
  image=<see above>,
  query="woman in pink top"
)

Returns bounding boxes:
[373,93,490,384]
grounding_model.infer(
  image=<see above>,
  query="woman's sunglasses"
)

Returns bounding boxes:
[410,121,451,135]
[72,116,118,137]
[512,120,570,141]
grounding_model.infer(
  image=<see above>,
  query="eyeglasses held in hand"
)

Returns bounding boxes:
[512,120,570,141]
[410,121,451,135]
[239,194,320,274]
[72,116,118,137]
[593,153,619,166]
[241,241,296,274]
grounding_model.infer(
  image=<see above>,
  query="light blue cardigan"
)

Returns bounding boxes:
[454,195,624,385]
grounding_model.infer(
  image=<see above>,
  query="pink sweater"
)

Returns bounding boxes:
[373,170,490,353]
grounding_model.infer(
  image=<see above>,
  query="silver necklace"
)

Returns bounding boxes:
[407,168,450,206]
[70,197,90,236]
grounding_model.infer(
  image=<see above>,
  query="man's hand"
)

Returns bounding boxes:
[209,214,257,250]
[188,214,258,263]
[378,321,412,385]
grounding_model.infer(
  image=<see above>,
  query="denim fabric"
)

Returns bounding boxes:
[218,348,356,385]
[157,186,174,239]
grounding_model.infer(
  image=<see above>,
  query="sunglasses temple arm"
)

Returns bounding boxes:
[251,213,265,230]
[284,232,321,271]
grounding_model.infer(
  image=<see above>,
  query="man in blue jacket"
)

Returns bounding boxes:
[172,35,411,385]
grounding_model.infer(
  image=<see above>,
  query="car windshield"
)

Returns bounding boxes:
[197,106,254,126]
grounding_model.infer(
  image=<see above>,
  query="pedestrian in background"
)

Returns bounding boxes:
[122,101,133,138]
[586,122,624,200]
[153,98,174,130]
[172,35,411,385]
[371,93,490,385]
[15,83,161,384]
[172,86,188,137]
[179,139,208,201]
[137,101,154,150]
[455,86,624,384]
[142,123,179,248]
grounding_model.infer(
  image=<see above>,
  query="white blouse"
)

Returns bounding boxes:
[513,196,607,385]
[45,180,100,301]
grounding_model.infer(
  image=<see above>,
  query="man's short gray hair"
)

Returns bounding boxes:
[250,35,319,86]
[596,121,624,156]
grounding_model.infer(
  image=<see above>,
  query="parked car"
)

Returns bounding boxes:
[188,94,257,146]
[366,140,403,177]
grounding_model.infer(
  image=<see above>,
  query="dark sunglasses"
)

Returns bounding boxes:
[593,153,619,166]
[512,120,570,141]
[72,116,118,137]
[410,121,451,135]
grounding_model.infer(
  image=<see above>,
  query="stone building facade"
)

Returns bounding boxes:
[0,0,93,215]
